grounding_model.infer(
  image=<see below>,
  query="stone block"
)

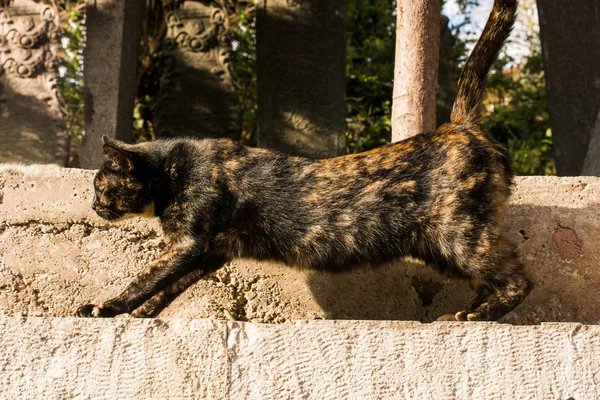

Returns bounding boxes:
[0,318,597,398]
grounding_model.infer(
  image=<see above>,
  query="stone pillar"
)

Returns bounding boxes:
[537,0,600,176]
[256,0,346,159]
[0,0,68,165]
[154,1,241,140]
[79,0,145,169]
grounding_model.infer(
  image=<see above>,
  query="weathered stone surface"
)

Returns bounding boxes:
[79,0,145,169]
[0,318,598,398]
[0,317,229,399]
[1,165,600,325]
[256,0,346,159]
[0,0,68,165]
[154,1,241,140]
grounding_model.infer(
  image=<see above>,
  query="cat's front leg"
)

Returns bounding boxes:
[130,255,230,318]
[76,236,204,318]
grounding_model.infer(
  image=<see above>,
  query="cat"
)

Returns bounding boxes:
[77,0,532,321]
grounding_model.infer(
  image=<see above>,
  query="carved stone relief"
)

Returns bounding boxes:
[0,0,68,165]
[155,1,241,140]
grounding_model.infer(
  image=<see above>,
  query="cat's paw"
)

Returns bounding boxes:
[436,313,458,321]
[129,306,155,318]
[76,304,114,318]
[436,311,472,321]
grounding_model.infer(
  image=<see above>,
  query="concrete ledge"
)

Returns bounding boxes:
[0,317,597,398]
[1,165,600,324]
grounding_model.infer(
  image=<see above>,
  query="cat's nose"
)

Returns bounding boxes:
[91,194,98,211]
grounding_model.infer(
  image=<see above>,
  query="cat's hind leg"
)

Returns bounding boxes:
[456,269,533,321]
[437,285,491,321]
[438,237,533,322]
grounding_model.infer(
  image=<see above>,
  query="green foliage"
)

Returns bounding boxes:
[228,7,257,145]
[484,48,555,175]
[51,2,85,166]
[345,0,395,153]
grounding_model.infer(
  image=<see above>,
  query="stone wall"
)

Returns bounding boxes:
[0,318,597,398]
[1,165,599,324]
[1,165,599,397]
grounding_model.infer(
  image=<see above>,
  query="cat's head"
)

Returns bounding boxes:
[92,136,157,221]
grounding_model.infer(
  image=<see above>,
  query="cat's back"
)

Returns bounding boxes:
[160,129,513,269]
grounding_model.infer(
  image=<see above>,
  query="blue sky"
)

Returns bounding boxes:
[443,0,536,65]
[443,0,495,31]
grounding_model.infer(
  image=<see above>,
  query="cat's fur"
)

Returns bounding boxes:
[77,0,532,321]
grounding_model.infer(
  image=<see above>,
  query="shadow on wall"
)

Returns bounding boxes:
[0,78,68,165]
[154,65,241,141]
[305,203,600,325]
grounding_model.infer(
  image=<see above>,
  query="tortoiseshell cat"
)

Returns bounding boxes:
[77,0,532,321]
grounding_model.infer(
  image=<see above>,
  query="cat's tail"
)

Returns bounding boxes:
[450,0,517,125]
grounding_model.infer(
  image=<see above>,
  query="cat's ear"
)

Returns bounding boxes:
[102,136,137,171]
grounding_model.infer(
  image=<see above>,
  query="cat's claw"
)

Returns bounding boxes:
[437,313,458,321]
[129,307,155,318]
[436,311,470,322]
[76,304,113,318]
[437,311,486,322]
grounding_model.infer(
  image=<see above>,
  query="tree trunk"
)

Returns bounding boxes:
[392,0,441,142]
[537,0,600,176]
